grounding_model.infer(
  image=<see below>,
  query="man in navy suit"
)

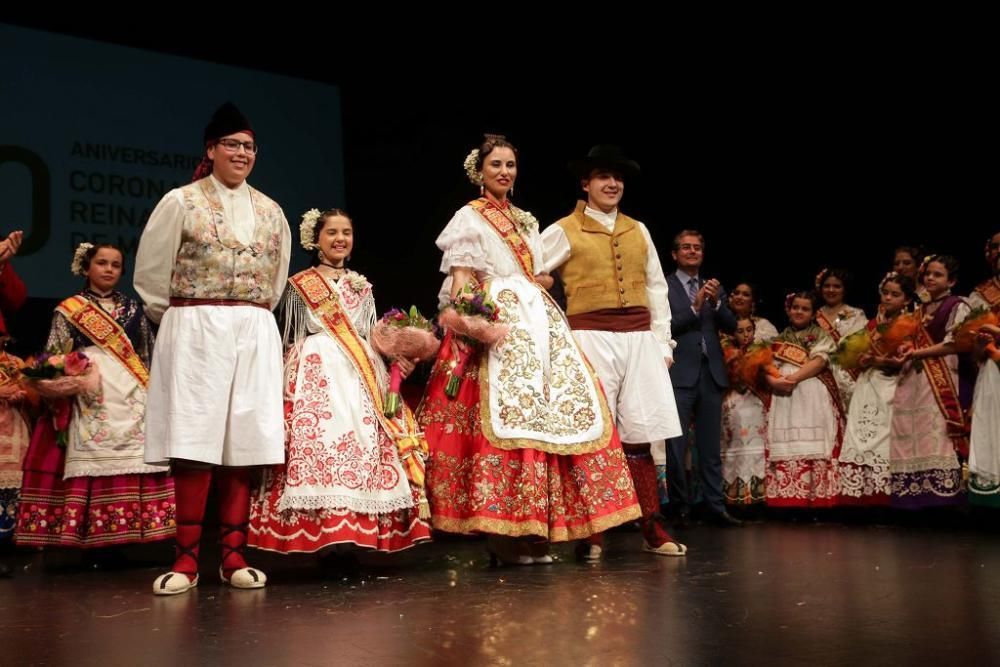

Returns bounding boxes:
[665,230,741,526]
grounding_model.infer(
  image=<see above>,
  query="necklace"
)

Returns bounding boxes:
[318,261,347,279]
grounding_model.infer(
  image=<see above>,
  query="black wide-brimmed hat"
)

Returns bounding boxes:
[568,144,640,180]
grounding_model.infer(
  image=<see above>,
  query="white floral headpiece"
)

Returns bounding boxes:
[814,267,829,291]
[879,271,900,290]
[463,149,483,186]
[71,242,94,276]
[784,292,798,311]
[299,208,322,251]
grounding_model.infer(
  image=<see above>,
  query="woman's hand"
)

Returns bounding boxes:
[534,273,554,290]
[978,323,1000,338]
[874,353,903,370]
[0,230,23,265]
[394,357,416,379]
[766,374,797,395]
[449,267,475,300]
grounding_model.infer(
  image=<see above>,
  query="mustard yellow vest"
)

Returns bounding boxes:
[554,201,649,316]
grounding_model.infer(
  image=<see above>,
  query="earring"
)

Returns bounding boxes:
[479,184,484,196]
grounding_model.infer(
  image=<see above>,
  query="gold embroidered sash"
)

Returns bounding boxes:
[55,296,148,388]
[289,270,427,488]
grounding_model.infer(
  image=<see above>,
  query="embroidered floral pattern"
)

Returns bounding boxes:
[488,290,598,438]
[838,455,891,499]
[284,352,334,488]
[891,469,961,503]
[249,470,431,554]
[19,497,175,540]
[173,180,284,304]
[16,476,175,547]
[426,446,639,541]
[721,392,767,505]
[283,352,402,497]
[969,473,1000,505]
[837,384,892,499]
[72,386,146,452]
[766,458,839,506]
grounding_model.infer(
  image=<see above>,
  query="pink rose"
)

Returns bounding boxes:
[63,352,90,376]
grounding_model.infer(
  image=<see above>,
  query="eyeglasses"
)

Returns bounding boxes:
[678,243,703,252]
[216,138,258,155]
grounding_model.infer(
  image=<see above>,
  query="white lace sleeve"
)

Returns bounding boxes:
[754,318,780,342]
[45,312,74,353]
[943,299,972,344]
[436,207,489,274]
[539,223,571,273]
[810,330,837,362]
[525,225,545,277]
[967,291,989,311]
[841,306,869,337]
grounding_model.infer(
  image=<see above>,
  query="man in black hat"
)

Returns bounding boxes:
[135,102,291,595]
[541,145,685,559]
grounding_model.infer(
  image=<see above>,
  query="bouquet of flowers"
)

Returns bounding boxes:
[437,283,508,398]
[877,312,920,357]
[954,307,1000,360]
[832,328,873,371]
[738,342,782,388]
[20,346,98,446]
[0,352,28,404]
[371,306,440,417]
[21,349,96,396]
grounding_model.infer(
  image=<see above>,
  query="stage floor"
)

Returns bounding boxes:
[2,517,999,665]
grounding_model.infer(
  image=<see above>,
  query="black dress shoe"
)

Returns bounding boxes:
[0,561,12,578]
[708,510,743,527]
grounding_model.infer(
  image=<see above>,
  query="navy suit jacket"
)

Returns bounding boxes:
[666,272,737,389]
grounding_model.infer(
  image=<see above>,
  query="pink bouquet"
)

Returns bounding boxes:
[371,306,440,417]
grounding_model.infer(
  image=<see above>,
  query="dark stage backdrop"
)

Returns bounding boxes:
[2,20,992,358]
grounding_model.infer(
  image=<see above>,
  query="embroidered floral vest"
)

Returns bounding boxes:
[171,177,284,304]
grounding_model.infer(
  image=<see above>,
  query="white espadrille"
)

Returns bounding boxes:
[642,540,687,557]
[219,566,267,589]
[152,572,199,595]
